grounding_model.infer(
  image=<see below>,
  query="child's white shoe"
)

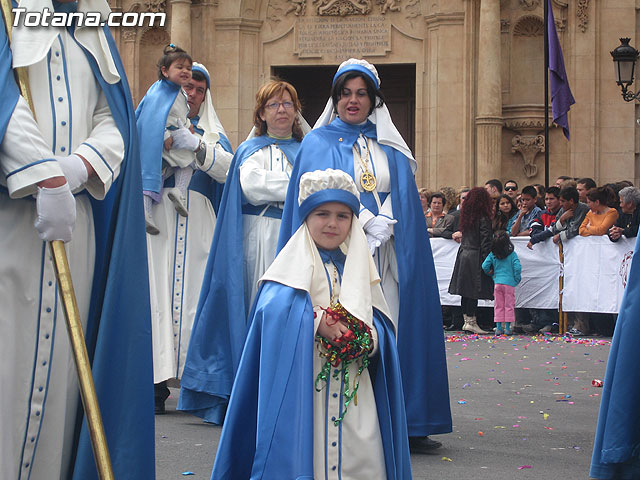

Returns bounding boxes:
[146,212,160,235]
[167,188,189,217]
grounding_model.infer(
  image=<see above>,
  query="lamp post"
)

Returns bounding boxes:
[611,38,640,102]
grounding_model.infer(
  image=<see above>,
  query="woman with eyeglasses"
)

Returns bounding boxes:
[178,79,310,424]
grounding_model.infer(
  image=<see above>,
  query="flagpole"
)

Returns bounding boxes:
[544,0,550,189]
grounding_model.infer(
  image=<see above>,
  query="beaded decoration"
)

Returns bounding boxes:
[314,303,373,425]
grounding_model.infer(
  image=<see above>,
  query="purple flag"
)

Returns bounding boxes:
[548,0,575,140]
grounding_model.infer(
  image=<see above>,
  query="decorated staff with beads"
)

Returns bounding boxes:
[211,169,411,479]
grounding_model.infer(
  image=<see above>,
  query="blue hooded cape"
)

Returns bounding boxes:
[590,233,640,479]
[1,17,155,479]
[278,118,452,436]
[210,280,412,479]
[179,135,301,423]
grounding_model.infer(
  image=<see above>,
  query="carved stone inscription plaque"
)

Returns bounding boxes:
[294,15,390,60]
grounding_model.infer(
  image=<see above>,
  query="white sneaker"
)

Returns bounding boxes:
[167,188,189,217]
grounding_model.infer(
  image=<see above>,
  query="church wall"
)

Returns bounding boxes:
[112,0,640,188]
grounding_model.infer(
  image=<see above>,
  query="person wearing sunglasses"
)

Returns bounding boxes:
[504,179,519,200]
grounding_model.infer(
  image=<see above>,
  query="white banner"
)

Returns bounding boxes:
[429,235,635,313]
[562,236,635,313]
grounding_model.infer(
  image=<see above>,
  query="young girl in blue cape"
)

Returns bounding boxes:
[138,44,203,234]
[211,169,411,479]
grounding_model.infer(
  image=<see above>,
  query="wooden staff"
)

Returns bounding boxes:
[0,4,114,479]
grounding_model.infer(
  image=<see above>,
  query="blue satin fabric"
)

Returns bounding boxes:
[210,281,412,479]
[590,233,640,479]
[278,117,452,436]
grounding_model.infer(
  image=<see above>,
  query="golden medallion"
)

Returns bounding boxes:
[360,171,377,192]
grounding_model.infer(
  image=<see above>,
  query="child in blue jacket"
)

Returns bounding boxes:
[482,231,521,335]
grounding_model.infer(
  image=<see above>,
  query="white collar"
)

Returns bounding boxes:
[12,0,120,84]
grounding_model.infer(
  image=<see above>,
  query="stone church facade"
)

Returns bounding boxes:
[108,0,640,189]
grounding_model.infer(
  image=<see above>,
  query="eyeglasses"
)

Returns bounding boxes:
[504,186,517,191]
[265,101,294,110]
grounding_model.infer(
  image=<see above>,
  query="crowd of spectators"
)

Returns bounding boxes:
[422,175,640,336]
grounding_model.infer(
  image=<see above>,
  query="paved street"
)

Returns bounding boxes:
[155,333,611,479]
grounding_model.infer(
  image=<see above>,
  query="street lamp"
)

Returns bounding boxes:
[611,37,640,102]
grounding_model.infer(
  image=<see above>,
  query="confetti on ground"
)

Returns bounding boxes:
[181,473,195,476]
[478,431,484,436]
[518,465,532,470]
[442,457,452,462]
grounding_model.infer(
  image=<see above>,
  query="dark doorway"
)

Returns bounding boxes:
[273,64,416,152]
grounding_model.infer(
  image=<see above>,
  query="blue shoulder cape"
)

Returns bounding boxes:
[278,118,452,436]
[211,281,412,479]
[135,78,181,193]
[179,135,301,423]
[0,21,19,141]
[590,233,640,479]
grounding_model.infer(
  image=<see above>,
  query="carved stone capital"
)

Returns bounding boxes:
[511,134,545,177]
[122,27,137,41]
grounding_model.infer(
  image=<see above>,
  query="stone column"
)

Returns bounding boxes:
[475,0,502,183]
[170,0,191,52]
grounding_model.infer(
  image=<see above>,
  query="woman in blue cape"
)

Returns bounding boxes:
[211,168,411,479]
[590,233,640,479]
[278,59,452,452]
[179,79,308,423]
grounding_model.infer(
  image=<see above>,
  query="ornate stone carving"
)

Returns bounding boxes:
[140,26,170,45]
[286,0,307,15]
[122,27,137,41]
[512,134,545,177]
[513,15,543,37]
[577,0,589,33]
[376,0,400,14]
[313,0,371,16]
[519,0,540,11]
[405,0,420,20]
[128,0,166,13]
[501,19,510,34]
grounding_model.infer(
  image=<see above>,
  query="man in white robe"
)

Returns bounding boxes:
[0,1,154,478]
[146,63,234,413]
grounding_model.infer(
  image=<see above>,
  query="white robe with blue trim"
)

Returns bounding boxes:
[238,143,292,308]
[0,30,124,480]
[147,130,232,383]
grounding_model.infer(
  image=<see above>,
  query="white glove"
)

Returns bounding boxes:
[34,183,76,242]
[364,215,397,246]
[171,119,201,151]
[366,232,382,255]
[55,154,88,192]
